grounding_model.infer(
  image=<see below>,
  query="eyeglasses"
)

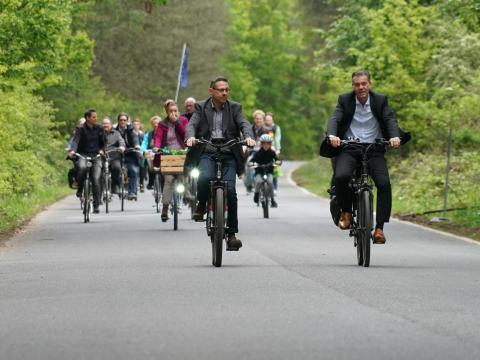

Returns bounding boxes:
[214,87,230,93]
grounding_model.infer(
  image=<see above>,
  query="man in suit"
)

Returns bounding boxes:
[326,70,402,244]
[185,77,256,251]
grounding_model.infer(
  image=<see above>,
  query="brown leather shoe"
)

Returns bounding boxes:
[373,228,386,244]
[338,212,352,230]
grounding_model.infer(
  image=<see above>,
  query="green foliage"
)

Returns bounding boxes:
[222,0,323,158]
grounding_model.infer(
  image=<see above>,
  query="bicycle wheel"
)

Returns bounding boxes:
[104,174,109,214]
[120,171,125,212]
[355,224,363,266]
[83,178,90,223]
[359,190,373,267]
[262,183,269,219]
[212,187,224,267]
[154,174,160,213]
[190,178,197,220]
[173,188,178,231]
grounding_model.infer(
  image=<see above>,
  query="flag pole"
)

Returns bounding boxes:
[175,43,187,103]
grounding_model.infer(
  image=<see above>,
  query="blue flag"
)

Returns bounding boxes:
[180,46,189,89]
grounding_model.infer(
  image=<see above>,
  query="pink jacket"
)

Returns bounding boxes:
[153,116,188,149]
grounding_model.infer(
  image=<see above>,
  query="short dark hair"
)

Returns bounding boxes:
[117,112,129,121]
[210,76,228,89]
[84,109,96,119]
[352,69,371,81]
[265,112,274,117]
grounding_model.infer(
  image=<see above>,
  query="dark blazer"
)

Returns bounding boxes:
[320,90,410,158]
[185,97,254,175]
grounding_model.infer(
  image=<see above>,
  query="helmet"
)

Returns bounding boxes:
[259,134,273,143]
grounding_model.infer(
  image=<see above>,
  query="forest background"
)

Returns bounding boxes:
[0,0,479,236]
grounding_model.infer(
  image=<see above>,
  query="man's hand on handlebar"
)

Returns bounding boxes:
[328,135,341,148]
[389,137,401,148]
[67,150,75,159]
[186,137,197,147]
[245,137,256,148]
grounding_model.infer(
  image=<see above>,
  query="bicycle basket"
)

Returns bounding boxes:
[160,154,186,175]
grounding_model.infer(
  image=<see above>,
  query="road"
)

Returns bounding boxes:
[1,162,480,360]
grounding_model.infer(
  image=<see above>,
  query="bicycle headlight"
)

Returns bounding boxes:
[263,174,268,180]
[176,184,185,193]
[191,168,200,178]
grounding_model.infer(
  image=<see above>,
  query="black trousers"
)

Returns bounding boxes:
[333,148,391,227]
[109,158,122,194]
[197,153,238,233]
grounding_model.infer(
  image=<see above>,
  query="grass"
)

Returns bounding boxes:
[292,158,480,241]
[0,184,71,246]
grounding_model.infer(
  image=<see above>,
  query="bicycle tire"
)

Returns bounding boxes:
[212,187,224,267]
[120,171,125,212]
[262,183,269,219]
[359,190,373,267]
[83,177,90,223]
[104,175,109,214]
[154,174,160,213]
[190,179,197,219]
[356,230,363,266]
[173,188,178,231]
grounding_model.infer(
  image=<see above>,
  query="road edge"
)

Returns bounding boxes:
[286,162,480,247]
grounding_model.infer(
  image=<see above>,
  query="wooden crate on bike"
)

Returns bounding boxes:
[160,155,186,175]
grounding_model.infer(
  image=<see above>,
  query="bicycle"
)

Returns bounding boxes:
[158,150,187,231]
[119,148,141,211]
[145,149,162,213]
[248,162,279,219]
[187,167,200,219]
[195,138,248,267]
[335,138,389,267]
[101,149,121,214]
[74,153,101,223]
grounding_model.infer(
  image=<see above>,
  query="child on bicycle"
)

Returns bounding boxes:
[249,134,281,208]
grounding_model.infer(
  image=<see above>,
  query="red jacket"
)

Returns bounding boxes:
[153,117,188,149]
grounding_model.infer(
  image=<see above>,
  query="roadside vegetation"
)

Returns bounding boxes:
[1,0,478,239]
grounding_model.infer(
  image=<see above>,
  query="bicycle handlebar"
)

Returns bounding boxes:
[74,153,102,161]
[194,138,249,150]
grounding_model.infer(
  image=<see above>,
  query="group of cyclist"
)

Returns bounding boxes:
[67,70,409,251]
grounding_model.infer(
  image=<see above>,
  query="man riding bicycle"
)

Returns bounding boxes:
[68,109,104,213]
[102,117,125,195]
[323,70,409,244]
[185,77,256,251]
[115,112,141,200]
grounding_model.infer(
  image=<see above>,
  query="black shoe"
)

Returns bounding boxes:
[93,207,100,214]
[226,234,242,251]
[253,192,259,204]
[127,193,137,201]
[146,184,153,190]
[193,203,206,222]
[76,190,82,198]
[161,205,169,222]
[271,199,278,208]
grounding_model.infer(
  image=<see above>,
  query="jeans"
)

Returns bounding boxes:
[76,156,103,208]
[197,153,238,233]
[334,148,391,227]
[125,157,139,195]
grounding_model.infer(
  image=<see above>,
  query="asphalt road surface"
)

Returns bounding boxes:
[1,162,480,360]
